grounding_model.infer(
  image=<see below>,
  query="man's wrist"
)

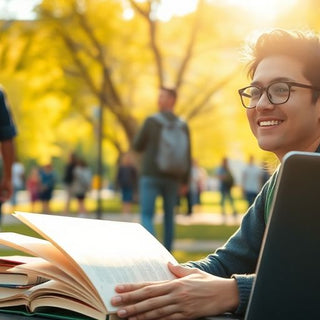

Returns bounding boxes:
[225,278,240,312]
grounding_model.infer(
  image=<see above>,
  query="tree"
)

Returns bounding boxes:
[1,0,281,167]
[32,0,242,157]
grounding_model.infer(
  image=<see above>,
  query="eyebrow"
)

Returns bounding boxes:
[251,77,295,86]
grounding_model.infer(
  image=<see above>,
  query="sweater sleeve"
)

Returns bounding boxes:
[232,274,255,315]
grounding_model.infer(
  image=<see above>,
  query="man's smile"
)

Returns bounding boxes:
[258,120,283,127]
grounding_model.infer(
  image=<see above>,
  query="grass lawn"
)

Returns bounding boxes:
[3,188,248,216]
[0,188,244,262]
[0,220,238,263]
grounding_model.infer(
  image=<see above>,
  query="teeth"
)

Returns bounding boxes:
[259,120,281,127]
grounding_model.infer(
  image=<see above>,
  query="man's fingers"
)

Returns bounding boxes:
[168,262,201,278]
[116,294,178,319]
[114,279,170,294]
[112,281,173,306]
[114,282,151,293]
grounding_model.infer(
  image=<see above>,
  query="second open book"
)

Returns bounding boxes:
[0,212,178,320]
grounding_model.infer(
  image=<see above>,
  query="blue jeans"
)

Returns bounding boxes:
[220,186,237,216]
[139,176,179,252]
[11,186,22,206]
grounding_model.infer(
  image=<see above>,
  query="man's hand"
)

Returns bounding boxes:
[111,262,239,320]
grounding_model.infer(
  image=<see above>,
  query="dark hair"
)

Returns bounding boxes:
[245,29,320,102]
[160,86,177,100]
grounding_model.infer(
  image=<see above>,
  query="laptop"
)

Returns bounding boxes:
[208,151,320,320]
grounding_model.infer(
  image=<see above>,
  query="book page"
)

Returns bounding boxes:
[28,280,98,309]
[13,212,178,312]
[12,261,101,309]
[0,233,99,306]
[0,280,105,320]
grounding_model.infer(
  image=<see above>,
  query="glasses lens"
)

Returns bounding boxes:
[268,82,290,104]
[240,86,261,108]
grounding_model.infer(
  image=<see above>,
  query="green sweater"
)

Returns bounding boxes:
[186,145,320,315]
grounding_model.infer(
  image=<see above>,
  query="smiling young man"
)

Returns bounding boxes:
[111,29,320,319]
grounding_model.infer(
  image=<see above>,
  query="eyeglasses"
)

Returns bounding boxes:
[238,81,320,109]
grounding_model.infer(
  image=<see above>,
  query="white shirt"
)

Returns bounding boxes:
[242,164,262,193]
[12,162,25,189]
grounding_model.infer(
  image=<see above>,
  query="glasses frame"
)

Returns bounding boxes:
[238,81,320,109]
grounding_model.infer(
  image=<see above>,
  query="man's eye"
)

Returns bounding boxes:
[272,84,289,94]
[250,89,260,97]
[276,87,288,92]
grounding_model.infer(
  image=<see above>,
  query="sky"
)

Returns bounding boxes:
[0,0,297,21]
[0,0,39,19]
[0,0,199,20]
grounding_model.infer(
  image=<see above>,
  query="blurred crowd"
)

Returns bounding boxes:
[7,153,92,216]
[3,151,272,218]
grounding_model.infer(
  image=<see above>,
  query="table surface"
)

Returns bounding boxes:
[0,314,50,320]
[0,313,244,320]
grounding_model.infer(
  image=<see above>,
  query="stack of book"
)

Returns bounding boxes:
[0,212,178,320]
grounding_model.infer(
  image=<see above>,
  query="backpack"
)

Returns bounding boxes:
[153,113,189,176]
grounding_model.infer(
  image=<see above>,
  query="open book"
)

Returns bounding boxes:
[0,212,178,320]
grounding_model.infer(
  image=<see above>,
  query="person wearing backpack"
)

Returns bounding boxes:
[133,86,191,252]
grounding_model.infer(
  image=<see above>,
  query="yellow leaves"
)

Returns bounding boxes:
[17,93,68,160]
[0,0,308,170]
[56,116,92,146]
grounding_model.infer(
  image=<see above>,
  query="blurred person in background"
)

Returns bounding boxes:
[10,159,25,209]
[115,152,138,217]
[39,163,56,214]
[241,155,263,208]
[0,86,16,228]
[216,156,238,221]
[63,152,78,214]
[186,159,206,216]
[71,157,92,217]
[26,166,41,212]
[132,87,191,252]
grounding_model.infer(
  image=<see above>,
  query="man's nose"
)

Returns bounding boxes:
[255,91,274,110]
